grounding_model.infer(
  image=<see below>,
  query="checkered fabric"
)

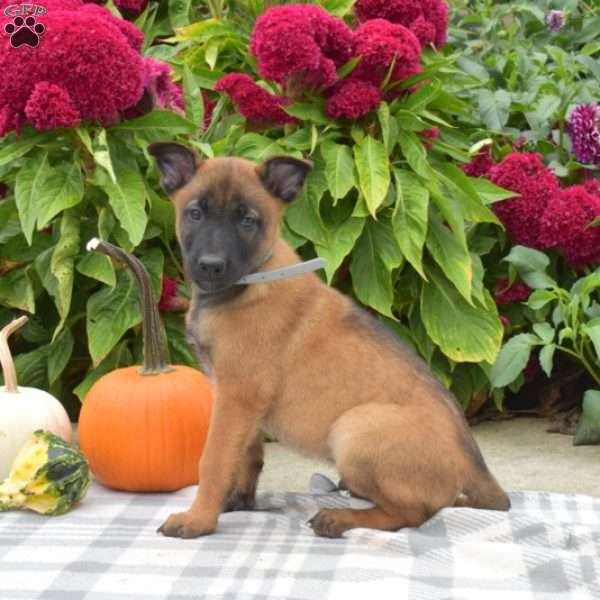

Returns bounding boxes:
[1,474,599,600]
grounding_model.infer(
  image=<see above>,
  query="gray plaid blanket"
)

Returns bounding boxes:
[1,474,599,600]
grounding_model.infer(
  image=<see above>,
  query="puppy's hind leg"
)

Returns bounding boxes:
[309,403,461,538]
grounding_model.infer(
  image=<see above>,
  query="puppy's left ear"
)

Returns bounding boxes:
[258,156,313,203]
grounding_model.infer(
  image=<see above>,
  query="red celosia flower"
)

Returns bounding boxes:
[419,127,439,149]
[215,73,296,125]
[0,0,144,135]
[541,184,600,269]
[494,278,532,306]
[499,315,510,329]
[355,0,449,48]
[351,19,421,90]
[159,276,179,311]
[24,82,81,129]
[202,91,216,131]
[326,79,382,119]
[488,152,560,248]
[462,147,495,177]
[250,4,354,89]
[114,0,148,17]
[141,58,184,112]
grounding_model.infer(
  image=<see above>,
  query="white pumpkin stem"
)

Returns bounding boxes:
[0,316,28,393]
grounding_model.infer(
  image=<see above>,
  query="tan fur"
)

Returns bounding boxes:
[157,157,510,539]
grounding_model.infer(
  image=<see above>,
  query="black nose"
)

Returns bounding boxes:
[197,255,226,279]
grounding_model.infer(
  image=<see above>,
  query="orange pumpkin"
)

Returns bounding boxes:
[78,239,213,492]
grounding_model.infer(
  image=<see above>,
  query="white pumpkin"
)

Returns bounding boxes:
[0,316,72,479]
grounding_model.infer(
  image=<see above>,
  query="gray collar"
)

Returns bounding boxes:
[236,256,326,285]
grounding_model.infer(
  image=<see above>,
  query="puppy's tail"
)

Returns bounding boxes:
[456,473,511,512]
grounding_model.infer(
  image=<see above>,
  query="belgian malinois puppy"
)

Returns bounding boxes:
[149,143,510,539]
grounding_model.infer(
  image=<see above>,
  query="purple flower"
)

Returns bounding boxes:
[546,10,564,33]
[567,104,600,166]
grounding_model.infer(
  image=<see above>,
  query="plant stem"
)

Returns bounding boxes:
[87,239,173,376]
[0,316,28,393]
[556,345,600,386]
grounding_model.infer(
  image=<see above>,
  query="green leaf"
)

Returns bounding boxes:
[318,0,354,17]
[50,211,80,336]
[15,152,51,244]
[320,141,356,202]
[421,266,503,363]
[377,102,391,152]
[489,333,540,388]
[86,270,142,366]
[0,199,20,244]
[353,136,390,216]
[0,267,35,313]
[93,129,116,183]
[426,214,473,303]
[527,289,557,310]
[164,313,199,368]
[582,322,600,360]
[11,346,49,389]
[100,155,147,247]
[36,159,84,229]
[476,89,511,131]
[397,131,429,178]
[503,246,557,289]
[434,164,500,225]
[0,131,52,167]
[182,64,204,128]
[235,133,285,161]
[402,81,441,113]
[539,343,556,378]
[283,102,328,125]
[392,168,428,279]
[533,322,555,344]
[316,217,365,283]
[74,342,132,401]
[573,390,600,446]
[337,55,362,79]
[350,217,403,318]
[111,110,197,135]
[169,0,191,28]
[47,327,74,385]
[76,253,116,287]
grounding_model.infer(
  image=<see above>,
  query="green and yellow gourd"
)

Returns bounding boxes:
[0,430,91,515]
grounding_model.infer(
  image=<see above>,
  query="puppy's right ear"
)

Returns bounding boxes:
[148,143,198,194]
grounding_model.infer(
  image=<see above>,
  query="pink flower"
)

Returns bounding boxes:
[0,0,144,135]
[499,315,510,329]
[488,153,560,248]
[326,79,381,119]
[159,276,178,311]
[215,73,296,126]
[494,278,532,306]
[462,147,495,177]
[202,91,216,131]
[24,82,81,129]
[355,0,449,48]
[114,0,148,17]
[141,57,184,111]
[351,19,421,90]
[250,4,354,89]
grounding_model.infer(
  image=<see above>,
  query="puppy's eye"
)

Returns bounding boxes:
[240,214,258,229]
[189,208,203,221]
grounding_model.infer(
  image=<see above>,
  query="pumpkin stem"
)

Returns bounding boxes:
[87,239,173,376]
[0,316,28,393]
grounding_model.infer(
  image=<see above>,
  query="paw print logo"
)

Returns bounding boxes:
[4,15,45,48]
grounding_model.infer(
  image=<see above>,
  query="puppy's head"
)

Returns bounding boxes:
[148,143,311,293]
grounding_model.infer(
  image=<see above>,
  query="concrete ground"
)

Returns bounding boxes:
[258,417,600,497]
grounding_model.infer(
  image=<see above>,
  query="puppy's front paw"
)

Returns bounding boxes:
[308,509,352,538]
[157,510,217,539]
